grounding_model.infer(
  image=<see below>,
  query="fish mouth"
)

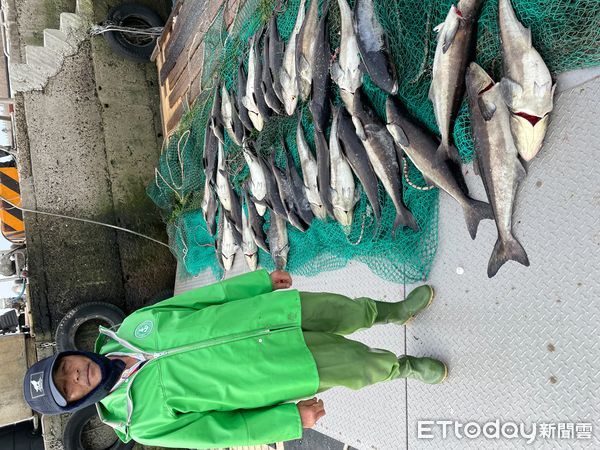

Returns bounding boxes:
[479,82,494,95]
[512,111,543,127]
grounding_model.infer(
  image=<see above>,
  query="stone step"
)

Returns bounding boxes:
[43,29,74,55]
[9,63,48,92]
[25,46,62,74]
[59,12,85,37]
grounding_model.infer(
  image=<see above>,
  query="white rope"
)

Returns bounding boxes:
[90,24,164,37]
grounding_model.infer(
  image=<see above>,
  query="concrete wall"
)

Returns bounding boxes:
[0,334,31,424]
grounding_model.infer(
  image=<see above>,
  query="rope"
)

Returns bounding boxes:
[90,24,164,37]
[401,157,436,191]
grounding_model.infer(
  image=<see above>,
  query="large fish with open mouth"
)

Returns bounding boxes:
[429,0,483,163]
[261,25,285,114]
[331,0,363,95]
[221,85,244,145]
[237,61,255,131]
[296,118,326,219]
[242,33,267,131]
[296,0,320,102]
[280,0,306,115]
[466,62,529,278]
[243,141,268,216]
[309,4,331,133]
[241,208,258,270]
[268,211,289,270]
[386,96,492,239]
[353,0,397,94]
[201,177,218,236]
[243,186,269,253]
[349,89,417,232]
[336,107,381,220]
[499,0,555,161]
[330,107,359,226]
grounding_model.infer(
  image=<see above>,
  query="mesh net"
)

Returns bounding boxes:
[147,0,599,281]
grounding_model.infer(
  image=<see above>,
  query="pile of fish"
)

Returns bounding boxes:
[200,0,554,278]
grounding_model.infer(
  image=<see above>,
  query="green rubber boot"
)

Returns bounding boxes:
[375,285,435,325]
[397,355,448,384]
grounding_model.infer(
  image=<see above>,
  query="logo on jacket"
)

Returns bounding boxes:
[134,320,154,339]
[30,372,45,398]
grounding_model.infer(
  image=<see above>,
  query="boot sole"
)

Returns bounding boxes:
[403,286,435,326]
[439,362,448,383]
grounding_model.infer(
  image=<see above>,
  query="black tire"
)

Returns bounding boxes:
[63,405,134,450]
[103,3,164,63]
[55,302,126,352]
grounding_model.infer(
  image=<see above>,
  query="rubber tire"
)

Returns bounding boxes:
[63,405,134,450]
[55,302,126,352]
[103,3,164,63]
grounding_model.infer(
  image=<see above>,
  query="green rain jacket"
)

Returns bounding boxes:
[94,269,320,448]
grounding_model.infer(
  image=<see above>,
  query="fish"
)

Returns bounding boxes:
[242,33,266,131]
[349,89,417,232]
[429,0,483,163]
[498,0,555,162]
[201,177,218,236]
[202,125,219,186]
[220,171,244,244]
[256,153,287,218]
[330,0,363,95]
[210,85,226,143]
[237,60,255,131]
[314,128,335,219]
[215,141,232,211]
[215,213,225,270]
[242,208,258,271]
[243,186,269,253]
[283,140,315,227]
[353,0,397,94]
[329,107,359,226]
[386,96,493,239]
[308,4,331,133]
[261,27,285,114]
[280,0,306,115]
[242,140,268,216]
[268,210,289,270]
[270,150,310,231]
[267,15,286,106]
[296,0,320,102]
[336,107,381,220]
[466,62,529,277]
[221,213,239,271]
[221,85,244,146]
[296,118,326,219]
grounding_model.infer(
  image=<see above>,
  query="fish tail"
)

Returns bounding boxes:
[464,198,494,239]
[436,141,461,165]
[487,234,530,278]
[393,209,419,236]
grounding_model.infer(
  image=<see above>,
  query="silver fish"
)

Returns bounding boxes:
[220,171,244,244]
[330,107,359,226]
[283,140,315,227]
[336,107,381,220]
[315,128,335,218]
[256,154,288,217]
[429,0,482,163]
[201,177,218,236]
[237,61,255,131]
[261,28,285,114]
[215,213,225,270]
[242,208,258,271]
[267,15,286,106]
[243,140,268,216]
[221,85,244,146]
[215,141,231,211]
[210,85,226,143]
[296,118,326,219]
[296,0,320,102]
[270,151,310,231]
[221,213,238,271]
[308,5,331,133]
[280,0,306,115]
[350,90,417,232]
[243,186,269,253]
[499,0,555,161]
[353,0,397,94]
[386,96,492,239]
[203,125,219,186]
[331,0,363,95]
[242,33,266,131]
[268,211,289,270]
[466,62,529,278]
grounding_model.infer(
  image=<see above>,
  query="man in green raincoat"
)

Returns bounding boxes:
[24,269,446,448]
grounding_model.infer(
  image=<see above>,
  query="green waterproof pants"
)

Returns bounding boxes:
[299,292,402,393]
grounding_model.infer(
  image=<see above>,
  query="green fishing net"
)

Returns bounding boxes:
[147,0,599,281]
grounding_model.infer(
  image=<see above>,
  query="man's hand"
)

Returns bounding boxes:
[270,270,292,290]
[297,398,326,428]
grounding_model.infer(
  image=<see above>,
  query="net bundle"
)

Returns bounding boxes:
[147,0,600,281]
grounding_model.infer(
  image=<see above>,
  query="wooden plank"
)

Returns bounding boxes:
[151,0,183,61]
[168,41,204,109]
[166,101,185,135]
[165,26,203,94]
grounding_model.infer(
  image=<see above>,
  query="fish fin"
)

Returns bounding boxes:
[472,154,480,177]
[441,19,460,53]
[499,77,522,109]
[515,159,527,183]
[436,143,462,165]
[428,81,435,101]
[433,22,444,34]
[464,198,493,239]
[330,62,341,84]
[534,80,551,98]
[352,117,367,141]
[241,95,252,111]
[392,210,419,236]
[386,123,410,148]
[487,234,530,278]
[478,95,497,121]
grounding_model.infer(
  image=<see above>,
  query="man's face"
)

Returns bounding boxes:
[53,355,102,403]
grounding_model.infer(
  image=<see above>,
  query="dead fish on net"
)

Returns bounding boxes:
[201,177,218,236]
[466,62,529,278]
[261,23,285,115]
[296,118,326,219]
[429,0,483,164]
[242,32,267,131]
[242,207,258,271]
[215,142,243,241]
[221,85,244,146]
[386,96,492,239]
[331,0,363,95]
[215,141,232,211]
[315,128,335,219]
[336,107,381,220]
[280,0,306,115]
[270,150,310,232]
[330,107,359,226]
[308,3,331,133]
[243,185,269,253]
[243,140,268,216]
[283,139,315,228]
[210,84,226,144]
[203,125,219,186]
[499,0,555,162]
[353,0,397,94]
[220,213,239,271]
[268,210,289,270]
[296,0,320,102]
[267,15,286,106]
[251,152,288,218]
[237,61,255,131]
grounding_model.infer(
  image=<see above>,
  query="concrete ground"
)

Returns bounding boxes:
[174,67,599,450]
